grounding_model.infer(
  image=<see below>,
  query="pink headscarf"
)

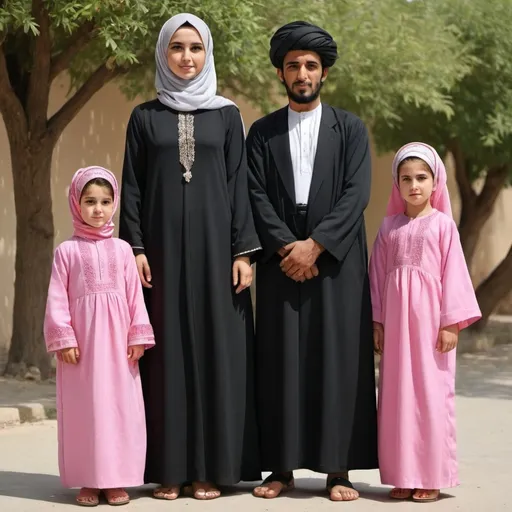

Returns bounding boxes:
[386,142,453,218]
[68,166,119,240]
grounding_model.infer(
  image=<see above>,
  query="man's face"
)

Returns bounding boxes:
[278,50,328,104]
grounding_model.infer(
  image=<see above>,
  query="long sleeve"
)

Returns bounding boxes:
[224,108,262,258]
[124,245,155,348]
[43,245,78,353]
[119,108,147,255]
[369,226,387,324]
[440,220,481,330]
[310,118,371,262]
[247,124,297,262]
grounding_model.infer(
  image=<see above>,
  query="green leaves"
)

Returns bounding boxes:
[1,0,511,184]
[319,0,473,126]
[370,0,512,181]
[0,1,38,35]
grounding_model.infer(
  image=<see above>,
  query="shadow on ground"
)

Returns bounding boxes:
[0,472,154,504]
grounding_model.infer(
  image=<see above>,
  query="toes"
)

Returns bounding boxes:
[265,482,283,498]
[390,488,412,499]
[154,486,180,500]
[343,490,359,501]
[330,486,359,501]
[330,490,343,501]
[254,482,283,499]
[192,483,220,500]
[264,488,278,498]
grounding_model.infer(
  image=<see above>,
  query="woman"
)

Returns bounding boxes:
[119,13,261,500]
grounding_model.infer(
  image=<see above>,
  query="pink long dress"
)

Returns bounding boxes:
[44,237,154,488]
[369,209,480,489]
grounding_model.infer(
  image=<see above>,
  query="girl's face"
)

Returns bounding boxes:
[80,184,114,228]
[167,26,206,80]
[398,159,434,208]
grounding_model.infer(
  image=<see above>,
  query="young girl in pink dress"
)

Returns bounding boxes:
[44,166,155,507]
[369,142,481,503]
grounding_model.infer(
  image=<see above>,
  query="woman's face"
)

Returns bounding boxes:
[167,25,206,80]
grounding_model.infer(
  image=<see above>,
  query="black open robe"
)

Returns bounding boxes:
[246,104,378,473]
[119,100,261,485]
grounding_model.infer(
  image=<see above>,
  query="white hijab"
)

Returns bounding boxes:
[155,13,237,112]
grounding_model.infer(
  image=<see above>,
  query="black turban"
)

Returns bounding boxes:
[269,21,338,69]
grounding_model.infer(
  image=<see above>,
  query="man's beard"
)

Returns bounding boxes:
[283,79,323,104]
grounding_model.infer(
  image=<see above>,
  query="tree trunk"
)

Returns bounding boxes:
[471,245,512,330]
[5,138,54,379]
[457,205,487,272]
[449,140,508,272]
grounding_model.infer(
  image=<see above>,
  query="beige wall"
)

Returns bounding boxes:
[1,77,511,367]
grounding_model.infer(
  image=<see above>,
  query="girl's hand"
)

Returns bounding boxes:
[58,347,80,364]
[128,345,145,362]
[436,324,459,353]
[135,254,152,288]
[233,256,253,294]
[373,322,384,355]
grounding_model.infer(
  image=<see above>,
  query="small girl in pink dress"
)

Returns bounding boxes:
[44,166,155,507]
[369,143,481,503]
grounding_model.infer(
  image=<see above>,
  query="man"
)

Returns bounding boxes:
[246,21,378,501]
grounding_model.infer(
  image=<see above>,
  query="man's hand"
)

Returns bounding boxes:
[436,324,459,353]
[280,238,324,281]
[277,246,290,258]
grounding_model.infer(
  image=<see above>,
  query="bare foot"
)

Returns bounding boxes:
[389,487,413,500]
[253,472,294,499]
[153,485,181,500]
[191,481,221,500]
[76,488,100,507]
[327,473,359,501]
[102,488,130,505]
[412,489,440,502]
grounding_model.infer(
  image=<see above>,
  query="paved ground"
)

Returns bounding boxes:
[0,344,511,510]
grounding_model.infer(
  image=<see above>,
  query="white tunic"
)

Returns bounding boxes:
[288,103,322,204]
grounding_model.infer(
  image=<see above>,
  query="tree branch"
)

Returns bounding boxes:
[47,62,121,143]
[50,20,96,82]
[0,36,28,139]
[448,137,475,207]
[26,0,52,136]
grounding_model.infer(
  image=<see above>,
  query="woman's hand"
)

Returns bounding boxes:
[58,347,80,364]
[135,254,152,288]
[232,256,253,294]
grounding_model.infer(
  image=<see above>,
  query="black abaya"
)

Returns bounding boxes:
[119,100,261,485]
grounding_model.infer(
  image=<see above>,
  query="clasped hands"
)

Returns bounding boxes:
[278,238,324,282]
